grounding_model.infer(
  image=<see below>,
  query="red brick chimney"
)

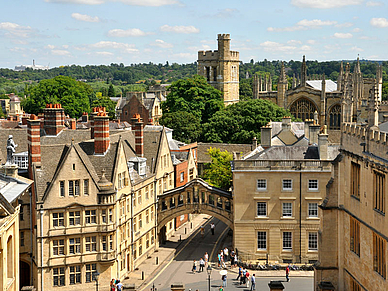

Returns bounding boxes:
[27,114,41,177]
[69,118,76,130]
[90,109,98,139]
[94,107,110,155]
[131,114,144,157]
[44,103,65,135]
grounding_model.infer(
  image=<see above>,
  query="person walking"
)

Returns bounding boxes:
[241,268,247,285]
[217,252,221,267]
[250,274,256,291]
[236,266,242,281]
[192,260,197,273]
[222,273,227,287]
[110,279,116,291]
[116,280,123,291]
[200,226,205,237]
[204,252,209,264]
[246,270,250,288]
[223,247,229,262]
[286,264,290,282]
[199,258,205,272]
[230,250,235,266]
[211,223,215,235]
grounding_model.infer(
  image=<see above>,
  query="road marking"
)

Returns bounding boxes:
[139,219,211,291]
[209,226,229,263]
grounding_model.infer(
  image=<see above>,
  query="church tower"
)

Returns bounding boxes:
[198,34,240,105]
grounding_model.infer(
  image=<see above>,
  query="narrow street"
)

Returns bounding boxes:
[141,217,314,291]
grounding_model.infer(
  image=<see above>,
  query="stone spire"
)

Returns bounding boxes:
[368,84,380,128]
[279,62,287,83]
[337,62,344,91]
[301,55,307,86]
[268,74,272,91]
[354,56,361,74]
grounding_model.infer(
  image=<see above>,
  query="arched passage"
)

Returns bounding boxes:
[289,98,318,122]
[20,260,31,288]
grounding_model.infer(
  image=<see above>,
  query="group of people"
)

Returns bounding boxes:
[191,252,210,273]
[217,247,238,269]
[236,267,256,290]
[110,279,123,291]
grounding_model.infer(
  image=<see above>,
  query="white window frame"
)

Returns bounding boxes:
[308,232,318,251]
[308,179,319,191]
[308,203,318,218]
[282,231,292,250]
[282,179,293,191]
[256,202,267,217]
[257,179,267,191]
[282,202,293,217]
[257,231,267,250]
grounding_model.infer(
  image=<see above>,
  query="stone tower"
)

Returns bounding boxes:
[197,34,240,105]
[277,62,288,107]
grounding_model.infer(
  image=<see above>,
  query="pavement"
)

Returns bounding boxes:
[123,215,313,290]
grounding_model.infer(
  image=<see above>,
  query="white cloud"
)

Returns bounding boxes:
[351,46,364,52]
[213,8,239,18]
[307,39,316,44]
[90,41,138,53]
[301,45,312,51]
[94,51,114,56]
[46,44,56,49]
[150,39,173,48]
[366,1,383,6]
[287,40,302,45]
[0,22,35,38]
[52,49,71,56]
[291,0,363,9]
[333,32,353,38]
[46,0,180,6]
[268,19,337,32]
[335,22,354,28]
[107,28,152,37]
[353,27,362,32]
[71,13,100,22]
[160,25,199,34]
[172,52,196,59]
[259,41,296,52]
[370,17,388,28]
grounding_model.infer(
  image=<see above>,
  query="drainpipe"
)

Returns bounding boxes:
[116,191,120,280]
[299,163,302,264]
[40,205,44,291]
[29,189,33,285]
[131,190,134,271]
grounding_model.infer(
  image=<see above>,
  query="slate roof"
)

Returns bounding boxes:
[197,143,253,163]
[306,80,338,93]
[0,173,33,204]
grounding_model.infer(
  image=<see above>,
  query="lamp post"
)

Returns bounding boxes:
[207,265,212,291]
[93,271,100,291]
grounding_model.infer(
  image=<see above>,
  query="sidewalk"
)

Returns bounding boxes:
[123,214,212,289]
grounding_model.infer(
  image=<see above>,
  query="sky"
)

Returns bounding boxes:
[1,0,388,69]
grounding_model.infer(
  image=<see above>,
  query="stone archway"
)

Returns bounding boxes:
[289,98,318,122]
[20,260,31,288]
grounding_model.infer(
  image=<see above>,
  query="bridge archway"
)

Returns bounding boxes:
[157,178,233,234]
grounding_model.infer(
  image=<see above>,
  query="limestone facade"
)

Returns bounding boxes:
[197,34,240,105]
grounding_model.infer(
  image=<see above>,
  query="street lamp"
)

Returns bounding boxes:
[93,271,100,291]
[206,265,212,291]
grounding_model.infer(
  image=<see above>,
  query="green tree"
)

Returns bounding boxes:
[239,78,253,100]
[159,111,201,143]
[161,75,224,124]
[21,76,92,118]
[108,84,115,97]
[92,92,117,119]
[203,147,233,190]
[203,99,293,144]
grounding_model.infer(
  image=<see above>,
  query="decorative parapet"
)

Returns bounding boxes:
[233,160,332,171]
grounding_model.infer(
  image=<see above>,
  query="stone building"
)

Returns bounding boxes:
[0,104,180,290]
[197,34,240,105]
[233,117,339,264]
[315,81,388,289]
[254,57,383,143]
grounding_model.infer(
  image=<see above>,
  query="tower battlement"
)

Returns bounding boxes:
[217,33,230,40]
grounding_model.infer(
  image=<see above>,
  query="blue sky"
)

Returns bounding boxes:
[1,0,387,69]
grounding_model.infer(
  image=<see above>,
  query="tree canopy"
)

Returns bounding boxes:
[203,99,294,144]
[203,147,233,190]
[22,76,92,118]
[159,111,201,144]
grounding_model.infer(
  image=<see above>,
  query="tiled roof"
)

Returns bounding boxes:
[197,143,253,163]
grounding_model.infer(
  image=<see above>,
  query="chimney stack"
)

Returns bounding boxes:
[281,116,292,131]
[309,120,320,145]
[90,109,98,139]
[69,118,76,130]
[82,112,89,123]
[260,122,272,148]
[27,114,41,176]
[304,119,314,141]
[318,125,328,160]
[131,114,144,157]
[94,107,110,155]
[43,103,64,136]
[252,137,257,150]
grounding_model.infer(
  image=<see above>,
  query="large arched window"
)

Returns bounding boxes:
[289,98,318,122]
[329,104,341,130]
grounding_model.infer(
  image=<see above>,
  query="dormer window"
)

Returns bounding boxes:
[128,157,147,177]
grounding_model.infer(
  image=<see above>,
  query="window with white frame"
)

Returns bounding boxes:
[68,180,80,196]
[53,267,65,286]
[308,232,318,250]
[85,236,97,252]
[308,203,318,217]
[69,237,81,254]
[257,179,267,190]
[69,265,81,285]
[283,232,292,250]
[282,202,293,217]
[257,202,267,217]
[53,239,65,256]
[308,179,318,190]
[53,212,64,227]
[69,211,81,226]
[282,179,292,190]
[85,263,96,283]
[257,231,267,250]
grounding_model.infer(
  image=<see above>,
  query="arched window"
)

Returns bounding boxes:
[289,98,318,122]
[329,104,341,130]
[7,236,13,279]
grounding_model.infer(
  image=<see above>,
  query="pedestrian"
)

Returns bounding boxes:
[217,252,221,267]
[234,254,238,267]
[230,250,235,266]
[110,279,116,291]
[219,286,224,291]
[246,270,250,288]
[286,264,290,282]
[222,273,227,287]
[204,252,209,264]
[200,225,205,237]
[192,260,197,273]
[250,274,256,291]
[211,222,215,235]
[223,247,229,261]
[116,280,123,291]
[236,266,242,281]
[199,258,205,272]
[242,268,247,285]
[221,254,226,269]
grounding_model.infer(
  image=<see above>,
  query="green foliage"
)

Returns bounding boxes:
[203,147,233,190]
[161,75,224,124]
[159,111,201,143]
[108,84,115,97]
[22,76,92,118]
[239,78,253,100]
[91,93,117,119]
[203,99,293,144]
